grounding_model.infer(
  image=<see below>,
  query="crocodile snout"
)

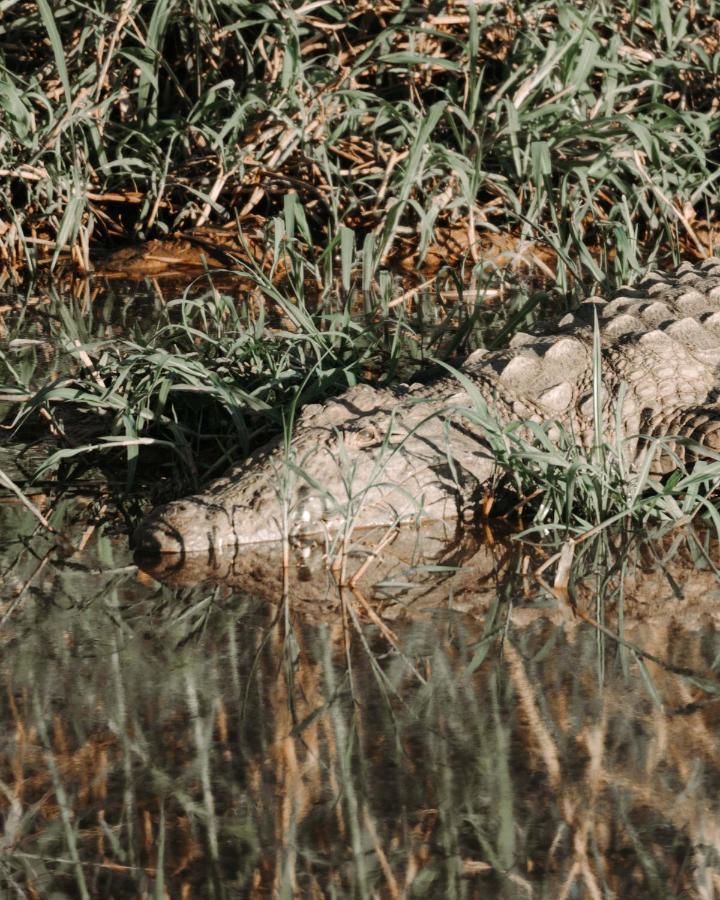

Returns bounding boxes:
[133,494,291,555]
[133,501,202,556]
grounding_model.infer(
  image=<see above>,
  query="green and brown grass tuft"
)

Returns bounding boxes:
[1,0,719,282]
[3,1,720,533]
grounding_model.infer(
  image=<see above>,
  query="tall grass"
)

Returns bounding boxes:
[1,273,455,495]
[1,1,719,282]
[3,2,720,537]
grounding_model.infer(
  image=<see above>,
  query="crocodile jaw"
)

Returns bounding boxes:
[133,423,496,555]
[133,498,286,555]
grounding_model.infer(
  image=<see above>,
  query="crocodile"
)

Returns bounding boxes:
[134,258,720,557]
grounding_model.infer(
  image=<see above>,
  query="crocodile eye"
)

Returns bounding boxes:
[342,424,382,449]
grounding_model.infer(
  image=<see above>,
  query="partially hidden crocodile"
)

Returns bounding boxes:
[134,258,720,557]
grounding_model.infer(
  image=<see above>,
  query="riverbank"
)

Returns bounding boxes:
[2,1,719,284]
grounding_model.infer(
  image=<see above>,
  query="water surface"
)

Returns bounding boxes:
[2,496,720,897]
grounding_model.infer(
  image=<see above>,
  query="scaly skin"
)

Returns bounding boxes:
[134,258,720,556]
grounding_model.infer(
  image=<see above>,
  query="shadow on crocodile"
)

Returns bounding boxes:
[134,258,720,570]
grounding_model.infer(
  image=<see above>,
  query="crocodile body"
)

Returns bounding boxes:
[134,258,720,556]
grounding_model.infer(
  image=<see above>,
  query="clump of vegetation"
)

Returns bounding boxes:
[1,0,719,282]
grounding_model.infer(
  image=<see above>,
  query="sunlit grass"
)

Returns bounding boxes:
[3,0,720,536]
[1,1,719,282]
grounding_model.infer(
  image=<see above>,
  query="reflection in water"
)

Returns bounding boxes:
[2,503,720,896]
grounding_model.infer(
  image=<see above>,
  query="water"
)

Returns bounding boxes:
[2,278,720,896]
[2,494,720,897]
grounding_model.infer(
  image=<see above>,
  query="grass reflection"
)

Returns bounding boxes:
[1,512,720,896]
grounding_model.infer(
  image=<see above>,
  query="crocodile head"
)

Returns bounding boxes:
[133,384,495,557]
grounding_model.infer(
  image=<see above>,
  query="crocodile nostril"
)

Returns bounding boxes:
[133,512,184,556]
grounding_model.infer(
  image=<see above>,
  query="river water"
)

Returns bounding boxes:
[2,278,720,897]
